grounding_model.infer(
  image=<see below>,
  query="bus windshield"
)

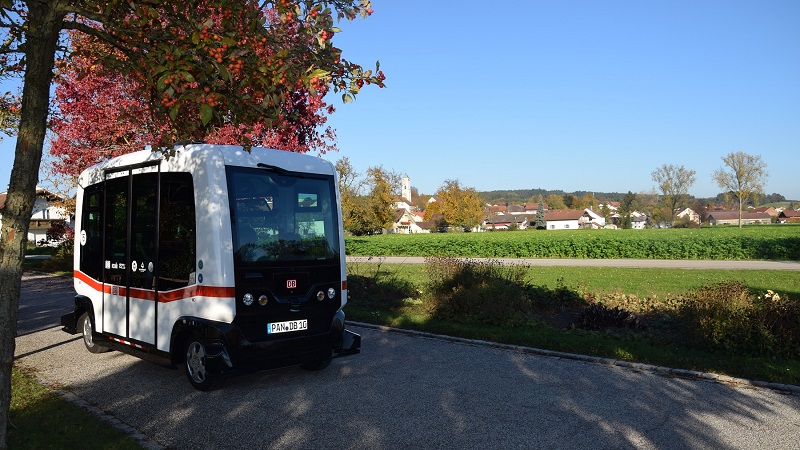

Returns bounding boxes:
[227,166,340,264]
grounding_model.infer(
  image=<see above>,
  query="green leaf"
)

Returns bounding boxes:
[200,103,213,125]
[191,32,200,45]
[169,104,179,121]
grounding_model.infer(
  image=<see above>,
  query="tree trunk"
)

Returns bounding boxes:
[0,3,65,447]
[738,194,744,228]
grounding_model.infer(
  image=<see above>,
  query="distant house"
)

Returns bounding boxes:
[391,196,412,211]
[543,209,585,230]
[675,207,700,224]
[707,211,772,226]
[610,210,648,229]
[389,208,430,234]
[487,204,507,215]
[752,206,779,219]
[507,204,526,215]
[583,209,606,229]
[630,214,648,230]
[0,188,73,245]
[483,214,528,231]
[778,209,800,224]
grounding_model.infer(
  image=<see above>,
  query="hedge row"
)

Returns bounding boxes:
[345,226,800,261]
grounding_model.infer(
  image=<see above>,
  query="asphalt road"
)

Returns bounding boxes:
[14,273,800,450]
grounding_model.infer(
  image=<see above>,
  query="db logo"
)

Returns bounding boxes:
[287,279,297,289]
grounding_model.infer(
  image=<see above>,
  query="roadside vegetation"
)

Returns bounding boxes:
[345,226,800,260]
[9,366,143,449]
[346,258,800,385]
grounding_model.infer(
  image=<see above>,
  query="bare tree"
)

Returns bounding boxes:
[651,164,696,222]
[712,151,768,228]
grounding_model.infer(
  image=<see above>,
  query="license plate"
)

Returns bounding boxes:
[267,319,308,334]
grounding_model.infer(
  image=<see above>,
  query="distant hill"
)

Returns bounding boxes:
[477,189,798,206]
[478,189,630,205]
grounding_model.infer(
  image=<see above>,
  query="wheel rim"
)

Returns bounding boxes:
[186,342,207,384]
[82,316,94,347]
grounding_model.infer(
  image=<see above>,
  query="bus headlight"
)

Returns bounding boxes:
[316,291,325,301]
[327,288,336,299]
[258,295,268,306]
[243,293,254,306]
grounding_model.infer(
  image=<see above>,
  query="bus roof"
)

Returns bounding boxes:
[77,144,336,187]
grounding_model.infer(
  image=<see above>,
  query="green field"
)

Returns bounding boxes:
[345,225,800,260]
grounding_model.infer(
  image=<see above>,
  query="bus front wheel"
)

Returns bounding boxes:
[79,312,109,354]
[184,336,221,391]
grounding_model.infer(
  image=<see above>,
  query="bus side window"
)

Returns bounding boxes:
[104,176,129,286]
[80,185,103,280]
[130,173,158,290]
[158,173,196,291]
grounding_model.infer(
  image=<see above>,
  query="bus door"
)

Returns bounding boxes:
[103,165,159,344]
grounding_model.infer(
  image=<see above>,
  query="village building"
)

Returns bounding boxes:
[707,211,772,226]
[0,188,72,246]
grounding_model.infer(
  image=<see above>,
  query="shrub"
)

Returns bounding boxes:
[678,281,800,358]
[346,259,417,311]
[572,303,642,331]
[424,256,532,326]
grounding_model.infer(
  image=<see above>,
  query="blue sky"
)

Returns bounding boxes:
[2,0,799,200]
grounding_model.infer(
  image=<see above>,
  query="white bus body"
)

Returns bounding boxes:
[61,144,360,390]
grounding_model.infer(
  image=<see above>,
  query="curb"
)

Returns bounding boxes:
[348,321,800,396]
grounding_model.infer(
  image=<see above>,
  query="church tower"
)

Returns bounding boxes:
[401,176,412,202]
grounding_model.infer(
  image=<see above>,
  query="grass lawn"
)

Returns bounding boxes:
[9,366,144,450]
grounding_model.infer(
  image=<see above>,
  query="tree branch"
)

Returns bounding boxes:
[61,20,131,54]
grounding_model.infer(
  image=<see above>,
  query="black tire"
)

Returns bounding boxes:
[184,336,221,391]
[79,312,109,354]
[300,350,332,371]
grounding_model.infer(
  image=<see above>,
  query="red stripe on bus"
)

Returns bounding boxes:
[159,285,236,302]
[74,270,234,303]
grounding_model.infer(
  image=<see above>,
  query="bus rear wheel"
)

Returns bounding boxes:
[184,336,221,391]
[79,312,109,354]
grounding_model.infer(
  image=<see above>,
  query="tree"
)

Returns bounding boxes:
[712,151,768,228]
[0,92,19,136]
[365,166,394,233]
[427,179,484,232]
[651,164,696,222]
[617,191,638,229]
[545,194,566,210]
[336,158,397,235]
[599,202,612,222]
[49,29,341,178]
[563,193,578,209]
[336,156,367,235]
[0,2,384,446]
[534,195,546,230]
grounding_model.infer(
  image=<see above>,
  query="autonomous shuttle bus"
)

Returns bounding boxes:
[61,144,360,390]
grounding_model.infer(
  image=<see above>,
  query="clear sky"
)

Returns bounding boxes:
[2,0,799,200]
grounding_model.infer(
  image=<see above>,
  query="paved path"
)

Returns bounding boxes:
[347,256,800,270]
